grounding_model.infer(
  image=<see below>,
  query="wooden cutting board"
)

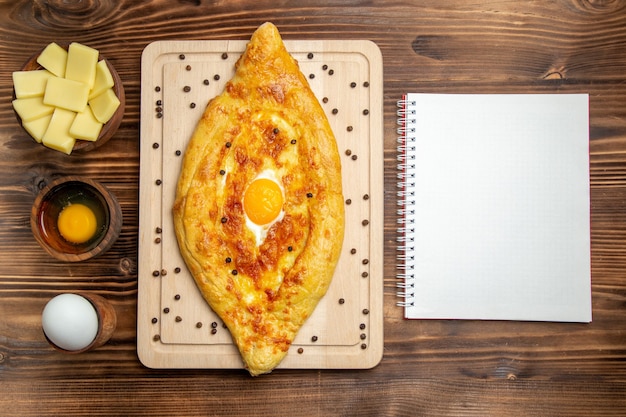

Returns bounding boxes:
[137,38,383,371]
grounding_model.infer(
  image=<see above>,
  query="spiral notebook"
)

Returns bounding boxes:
[396,93,591,322]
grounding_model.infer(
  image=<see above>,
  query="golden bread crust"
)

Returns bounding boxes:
[173,22,344,376]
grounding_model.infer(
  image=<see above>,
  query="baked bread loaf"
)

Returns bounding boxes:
[173,22,344,375]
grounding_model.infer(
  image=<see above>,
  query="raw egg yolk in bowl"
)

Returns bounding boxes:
[57,203,98,244]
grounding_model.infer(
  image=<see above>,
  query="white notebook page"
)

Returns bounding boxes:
[401,93,591,322]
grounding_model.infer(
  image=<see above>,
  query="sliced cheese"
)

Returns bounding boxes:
[42,108,76,155]
[12,97,55,122]
[89,88,120,123]
[14,42,122,154]
[22,114,52,143]
[70,106,103,142]
[43,76,89,113]
[36,42,68,78]
[12,70,54,99]
[65,42,99,89]
[89,60,115,99]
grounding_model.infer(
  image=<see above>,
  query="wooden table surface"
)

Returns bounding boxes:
[1,1,625,416]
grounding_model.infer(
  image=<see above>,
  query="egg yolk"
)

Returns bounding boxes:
[57,203,97,244]
[243,178,284,225]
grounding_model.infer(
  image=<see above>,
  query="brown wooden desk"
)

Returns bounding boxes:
[1,1,625,415]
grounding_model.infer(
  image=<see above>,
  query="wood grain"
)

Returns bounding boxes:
[1,0,626,416]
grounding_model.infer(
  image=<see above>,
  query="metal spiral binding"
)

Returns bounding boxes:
[396,97,417,308]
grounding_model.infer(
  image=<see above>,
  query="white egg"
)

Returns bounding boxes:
[41,293,99,351]
[244,169,285,247]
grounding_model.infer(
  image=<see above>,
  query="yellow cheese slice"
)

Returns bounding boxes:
[89,60,115,99]
[89,88,120,123]
[43,76,89,113]
[36,42,68,78]
[22,114,52,143]
[70,106,103,141]
[12,97,55,122]
[65,42,99,89]
[12,70,54,99]
[42,108,77,154]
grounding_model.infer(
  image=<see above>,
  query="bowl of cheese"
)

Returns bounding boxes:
[12,42,125,154]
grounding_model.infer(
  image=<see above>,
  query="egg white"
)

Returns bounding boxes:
[243,169,285,247]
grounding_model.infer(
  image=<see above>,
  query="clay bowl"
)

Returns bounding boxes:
[31,176,123,262]
[15,44,125,153]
